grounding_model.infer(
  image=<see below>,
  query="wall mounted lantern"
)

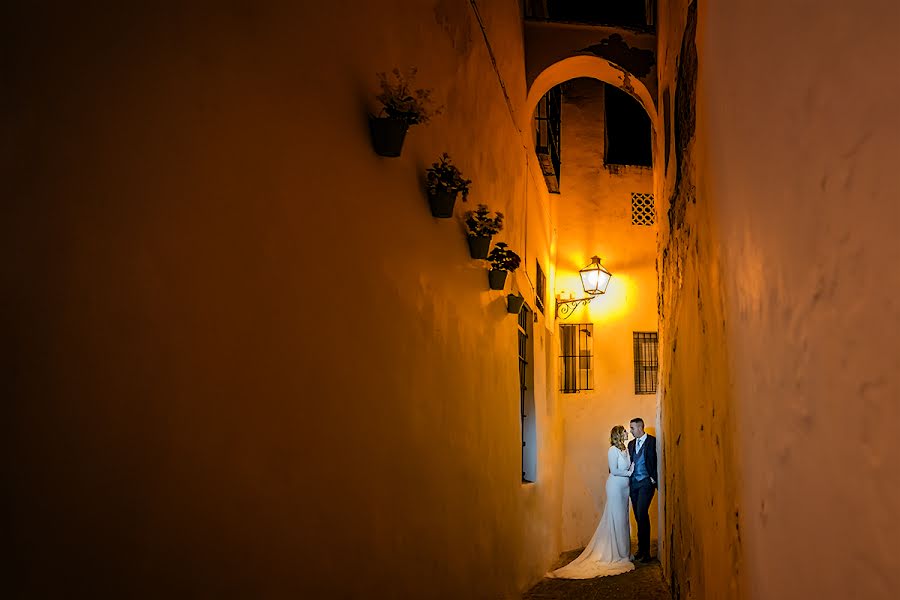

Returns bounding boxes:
[556,256,612,319]
[579,256,612,295]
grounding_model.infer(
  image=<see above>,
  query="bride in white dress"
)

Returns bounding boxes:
[547,425,635,579]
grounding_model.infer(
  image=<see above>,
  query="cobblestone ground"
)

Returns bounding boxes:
[523,542,670,600]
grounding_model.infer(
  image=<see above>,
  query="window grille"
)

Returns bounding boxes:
[632,193,655,226]
[519,305,537,482]
[559,323,593,393]
[534,86,561,193]
[535,261,546,314]
[633,331,659,394]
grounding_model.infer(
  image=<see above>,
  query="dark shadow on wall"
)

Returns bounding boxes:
[667,1,697,234]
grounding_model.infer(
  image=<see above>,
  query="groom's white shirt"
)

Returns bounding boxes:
[635,433,647,454]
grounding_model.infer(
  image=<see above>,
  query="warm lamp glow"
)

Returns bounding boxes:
[579,256,612,295]
[587,273,630,322]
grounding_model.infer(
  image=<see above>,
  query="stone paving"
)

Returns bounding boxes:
[523,542,671,600]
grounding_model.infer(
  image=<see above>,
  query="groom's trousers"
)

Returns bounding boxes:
[630,478,655,557]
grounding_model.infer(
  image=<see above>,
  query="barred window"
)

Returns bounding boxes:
[560,323,593,393]
[535,261,546,314]
[633,331,659,394]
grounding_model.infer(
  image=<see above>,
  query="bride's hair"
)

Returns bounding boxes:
[609,425,627,450]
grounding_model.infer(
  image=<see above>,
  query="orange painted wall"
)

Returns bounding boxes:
[657,0,900,598]
[5,2,566,597]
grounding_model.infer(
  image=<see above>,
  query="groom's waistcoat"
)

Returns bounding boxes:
[633,441,650,482]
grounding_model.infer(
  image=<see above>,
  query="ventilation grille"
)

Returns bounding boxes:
[631,193,655,226]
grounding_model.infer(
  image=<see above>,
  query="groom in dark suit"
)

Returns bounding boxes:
[628,417,657,562]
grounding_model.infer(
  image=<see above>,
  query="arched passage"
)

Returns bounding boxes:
[525,55,665,560]
[522,55,659,163]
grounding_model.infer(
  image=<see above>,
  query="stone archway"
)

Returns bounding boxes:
[523,55,659,157]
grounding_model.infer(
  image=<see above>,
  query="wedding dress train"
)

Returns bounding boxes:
[547,446,634,579]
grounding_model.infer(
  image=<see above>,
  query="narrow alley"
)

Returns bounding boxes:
[7,1,900,599]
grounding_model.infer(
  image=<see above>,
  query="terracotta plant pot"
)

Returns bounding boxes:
[488,269,508,290]
[507,293,525,314]
[467,235,492,260]
[428,188,458,218]
[369,116,408,157]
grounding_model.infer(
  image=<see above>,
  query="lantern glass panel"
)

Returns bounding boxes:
[579,260,611,294]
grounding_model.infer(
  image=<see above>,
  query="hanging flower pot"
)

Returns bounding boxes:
[488,269,508,290]
[507,293,526,314]
[427,188,459,218]
[370,68,442,158]
[369,117,408,157]
[464,204,503,259]
[425,153,471,219]
[467,235,492,259]
[486,242,521,291]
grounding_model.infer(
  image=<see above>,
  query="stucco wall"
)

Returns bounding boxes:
[701,1,900,598]
[5,2,566,597]
[657,0,900,598]
[655,1,744,597]
[551,79,659,551]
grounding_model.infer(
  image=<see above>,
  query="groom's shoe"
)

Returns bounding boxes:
[639,554,654,563]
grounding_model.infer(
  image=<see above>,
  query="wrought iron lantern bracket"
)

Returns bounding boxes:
[556,295,598,319]
[556,256,612,319]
